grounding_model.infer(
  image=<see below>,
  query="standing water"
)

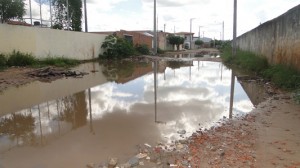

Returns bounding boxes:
[0,59,255,167]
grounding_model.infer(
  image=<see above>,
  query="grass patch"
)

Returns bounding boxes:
[0,51,80,68]
[221,46,300,91]
[221,46,268,74]
[263,65,300,90]
[7,51,37,67]
[39,57,80,67]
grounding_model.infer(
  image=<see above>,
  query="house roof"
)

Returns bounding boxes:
[175,32,194,35]
[7,20,32,26]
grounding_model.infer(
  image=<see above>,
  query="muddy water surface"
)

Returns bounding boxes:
[0,60,255,168]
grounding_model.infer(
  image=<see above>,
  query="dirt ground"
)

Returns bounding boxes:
[0,67,35,91]
[1,53,300,167]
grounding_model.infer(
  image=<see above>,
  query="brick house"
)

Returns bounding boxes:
[92,30,153,49]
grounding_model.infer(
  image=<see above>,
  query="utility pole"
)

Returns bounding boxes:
[84,0,88,32]
[190,18,195,50]
[49,0,52,27]
[232,0,237,56]
[29,0,32,25]
[198,26,200,39]
[153,0,157,55]
[66,0,70,30]
[222,21,225,40]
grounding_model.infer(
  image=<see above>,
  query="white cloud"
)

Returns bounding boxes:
[23,0,299,39]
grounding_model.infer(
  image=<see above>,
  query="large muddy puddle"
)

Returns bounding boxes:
[0,59,259,168]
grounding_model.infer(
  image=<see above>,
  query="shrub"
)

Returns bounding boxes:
[0,53,7,67]
[135,44,150,55]
[101,35,135,59]
[157,48,165,54]
[7,51,37,66]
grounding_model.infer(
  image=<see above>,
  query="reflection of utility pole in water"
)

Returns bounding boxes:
[220,63,223,81]
[229,71,235,119]
[189,61,193,81]
[56,100,61,135]
[47,101,50,119]
[38,104,43,145]
[88,88,94,134]
[154,61,158,123]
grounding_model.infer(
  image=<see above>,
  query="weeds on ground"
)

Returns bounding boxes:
[221,46,300,92]
[7,51,37,67]
[0,51,80,68]
[221,46,268,74]
[39,57,80,67]
[263,65,300,90]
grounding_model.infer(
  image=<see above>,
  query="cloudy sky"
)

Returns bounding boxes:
[26,0,299,40]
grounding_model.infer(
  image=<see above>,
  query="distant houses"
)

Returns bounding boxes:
[92,29,214,51]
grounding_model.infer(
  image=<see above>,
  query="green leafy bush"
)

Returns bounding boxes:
[7,51,37,66]
[101,35,135,59]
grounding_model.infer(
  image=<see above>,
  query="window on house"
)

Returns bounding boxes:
[124,35,133,44]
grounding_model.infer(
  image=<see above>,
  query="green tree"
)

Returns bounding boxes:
[195,39,204,48]
[210,39,223,48]
[167,35,185,50]
[52,0,82,31]
[0,0,25,23]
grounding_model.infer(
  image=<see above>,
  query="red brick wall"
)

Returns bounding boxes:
[117,30,152,49]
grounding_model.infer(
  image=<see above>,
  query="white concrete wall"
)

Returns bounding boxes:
[236,4,300,70]
[0,24,106,60]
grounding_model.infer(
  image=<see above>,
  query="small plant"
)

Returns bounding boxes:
[7,51,37,66]
[0,53,7,68]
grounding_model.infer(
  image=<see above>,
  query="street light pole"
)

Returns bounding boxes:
[39,0,42,27]
[232,0,237,56]
[153,0,157,55]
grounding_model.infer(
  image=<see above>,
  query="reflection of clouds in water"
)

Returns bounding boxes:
[87,61,253,142]
[90,81,143,118]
